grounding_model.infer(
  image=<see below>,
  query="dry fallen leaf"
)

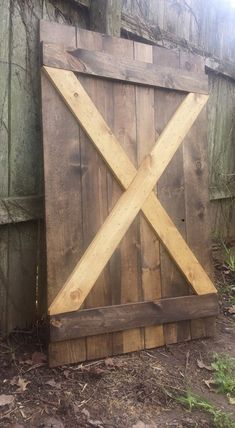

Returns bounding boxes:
[0,394,14,407]
[46,379,61,389]
[82,408,103,428]
[227,394,235,405]
[204,378,216,389]
[11,376,30,393]
[197,359,213,371]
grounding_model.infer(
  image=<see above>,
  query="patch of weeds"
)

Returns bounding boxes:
[177,392,235,428]
[217,282,234,299]
[211,353,235,395]
[222,240,235,272]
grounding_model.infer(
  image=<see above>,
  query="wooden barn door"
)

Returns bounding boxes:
[40,21,218,367]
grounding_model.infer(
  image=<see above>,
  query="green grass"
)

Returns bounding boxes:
[217,280,235,308]
[221,240,235,272]
[211,353,235,395]
[177,392,235,428]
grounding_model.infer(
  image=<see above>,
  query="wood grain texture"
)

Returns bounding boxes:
[153,47,190,345]
[134,41,164,349]
[122,0,235,63]
[42,43,209,94]
[50,294,218,342]
[41,24,218,365]
[180,52,216,340]
[0,0,10,334]
[41,22,86,364]
[40,21,76,47]
[90,0,122,37]
[6,1,42,332]
[101,35,143,356]
[47,84,209,315]
[44,62,216,316]
[76,28,113,361]
[49,339,86,368]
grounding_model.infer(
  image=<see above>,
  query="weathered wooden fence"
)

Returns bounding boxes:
[0,0,88,334]
[0,0,234,335]
[122,0,235,238]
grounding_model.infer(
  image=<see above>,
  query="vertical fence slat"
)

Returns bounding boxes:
[3,0,42,332]
[0,0,10,334]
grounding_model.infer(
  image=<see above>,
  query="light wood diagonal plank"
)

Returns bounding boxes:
[44,67,217,316]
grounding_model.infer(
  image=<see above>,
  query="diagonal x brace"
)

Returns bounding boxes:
[43,67,217,316]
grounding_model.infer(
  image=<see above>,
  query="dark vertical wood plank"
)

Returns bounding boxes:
[41,22,86,366]
[134,41,164,350]
[102,35,144,355]
[0,0,10,334]
[40,21,76,46]
[76,28,113,360]
[49,339,86,368]
[6,0,43,331]
[180,51,216,339]
[39,19,78,323]
[153,46,191,345]
[90,0,122,37]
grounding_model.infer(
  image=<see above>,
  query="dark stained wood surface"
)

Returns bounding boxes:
[153,47,191,345]
[180,52,216,340]
[76,28,113,361]
[50,294,218,342]
[40,21,87,366]
[102,35,144,356]
[42,43,209,94]
[134,41,164,350]
[41,23,216,367]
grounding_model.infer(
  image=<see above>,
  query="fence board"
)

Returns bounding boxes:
[101,35,144,356]
[4,1,42,332]
[0,1,89,335]
[42,43,208,94]
[76,29,113,361]
[122,0,235,62]
[50,294,218,342]
[208,74,235,200]
[134,41,164,350]
[179,52,215,338]
[40,20,87,367]
[153,47,191,345]
[0,0,10,334]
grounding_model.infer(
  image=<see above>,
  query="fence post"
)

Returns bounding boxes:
[90,0,123,37]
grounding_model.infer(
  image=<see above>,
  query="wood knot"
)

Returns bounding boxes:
[70,288,82,302]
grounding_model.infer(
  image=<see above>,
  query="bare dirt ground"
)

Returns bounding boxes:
[0,242,235,428]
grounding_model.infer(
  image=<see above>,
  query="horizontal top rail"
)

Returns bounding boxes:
[42,42,208,94]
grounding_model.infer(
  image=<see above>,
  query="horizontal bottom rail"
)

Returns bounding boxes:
[49,293,218,342]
